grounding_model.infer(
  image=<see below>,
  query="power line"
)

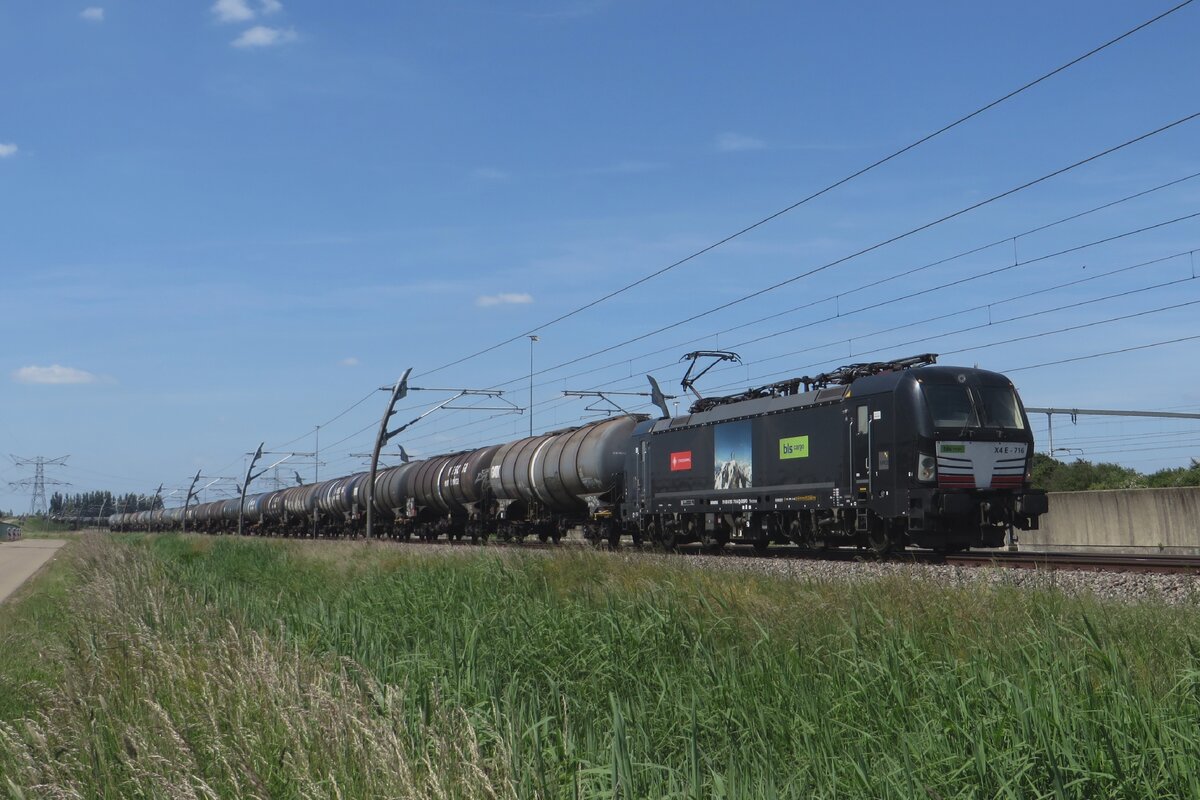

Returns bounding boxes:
[203,28,1200,467]
[402,279,1200,455]
[387,125,1200,458]
[267,387,378,451]
[420,114,1198,424]
[678,170,1200,348]
[693,296,1200,396]
[944,299,1200,356]
[520,113,1200,384]
[228,104,1200,465]
[1039,429,1200,447]
[1065,441,1200,458]
[413,1,1196,381]
[1006,333,1200,372]
[395,218,1200,451]
[478,172,1200,401]
[737,251,1198,376]
[727,220,1200,353]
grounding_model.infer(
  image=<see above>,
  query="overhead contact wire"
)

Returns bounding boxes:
[414,0,1196,380]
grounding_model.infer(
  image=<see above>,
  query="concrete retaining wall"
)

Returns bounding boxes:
[1021,487,1200,553]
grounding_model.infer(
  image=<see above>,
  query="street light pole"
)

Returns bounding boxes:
[528,335,539,437]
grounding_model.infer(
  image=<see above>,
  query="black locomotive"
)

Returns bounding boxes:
[111,355,1048,553]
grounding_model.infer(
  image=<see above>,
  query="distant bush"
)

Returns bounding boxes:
[1032,453,1200,491]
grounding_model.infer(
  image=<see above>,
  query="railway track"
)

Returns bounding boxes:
[942,550,1200,575]
[674,543,1200,574]
[116,527,1200,576]
[539,538,1200,575]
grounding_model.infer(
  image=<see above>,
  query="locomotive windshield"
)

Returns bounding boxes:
[922,383,1025,430]
[977,385,1025,429]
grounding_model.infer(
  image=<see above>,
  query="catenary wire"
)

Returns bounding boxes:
[458,172,1200,402]
[502,112,1200,385]
[269,131,1200,462]
[402,111,1200,429]
[688,296,1200,396]
[379,127,1200,458]
[398,277,1200,455]
[412,1,1197,381]
[199,43,1200,472]
[1005,334,1200,372]
[395,214,1200,450]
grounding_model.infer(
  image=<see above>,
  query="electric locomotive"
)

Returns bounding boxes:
[623,354,1047,553]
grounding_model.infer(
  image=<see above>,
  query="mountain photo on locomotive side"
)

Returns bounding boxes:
[713,421,753,490]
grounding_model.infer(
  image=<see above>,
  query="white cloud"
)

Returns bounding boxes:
[0,143,17,158]
[476,292,534,308]
[472,167,510,181]
[716,132,766,152]
[12,365,98,385]
[212,0,255,22]
[232,25,298,48]
[80,7,104,21]
[213,0,284,23]
[339,357,359,367]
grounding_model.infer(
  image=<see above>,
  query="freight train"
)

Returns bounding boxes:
[110,355,1048,553]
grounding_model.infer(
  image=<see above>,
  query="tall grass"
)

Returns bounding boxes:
[0,539,515,799]
[4,534,1200,798]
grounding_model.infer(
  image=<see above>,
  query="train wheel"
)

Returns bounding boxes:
[647,516,675,550]
[660,522,679,551]
[867,519,894,557]
[606,522,620,549]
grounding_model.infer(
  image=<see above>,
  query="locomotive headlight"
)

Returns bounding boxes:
[917,454,937,482]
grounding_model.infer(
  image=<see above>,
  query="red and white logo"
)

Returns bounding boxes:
[670,451,692,471]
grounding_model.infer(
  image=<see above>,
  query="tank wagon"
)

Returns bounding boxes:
[111,355,1047,553]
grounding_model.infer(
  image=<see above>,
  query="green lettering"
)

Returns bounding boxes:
[779,435,810,459]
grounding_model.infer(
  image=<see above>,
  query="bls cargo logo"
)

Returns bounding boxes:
[670,451,692,471]
[779,435,809,459]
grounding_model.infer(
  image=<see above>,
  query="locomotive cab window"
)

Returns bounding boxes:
[922,384,979,428]
[977,386,1025,430]
[922,384,1025,430]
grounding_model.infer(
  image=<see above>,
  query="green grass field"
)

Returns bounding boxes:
[3,534,1199,798]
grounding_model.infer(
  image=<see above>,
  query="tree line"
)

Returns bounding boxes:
[1031,454,1200,492]
[48,491,163,518]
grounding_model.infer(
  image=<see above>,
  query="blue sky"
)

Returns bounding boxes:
[2,1,1198,511]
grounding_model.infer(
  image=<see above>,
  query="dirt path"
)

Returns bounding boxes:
[0,539,67,604]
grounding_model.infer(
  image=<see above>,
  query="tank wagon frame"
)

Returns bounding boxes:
[112,355,1047,553]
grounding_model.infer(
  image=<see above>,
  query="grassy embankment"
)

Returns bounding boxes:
[2,534,1200,798]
